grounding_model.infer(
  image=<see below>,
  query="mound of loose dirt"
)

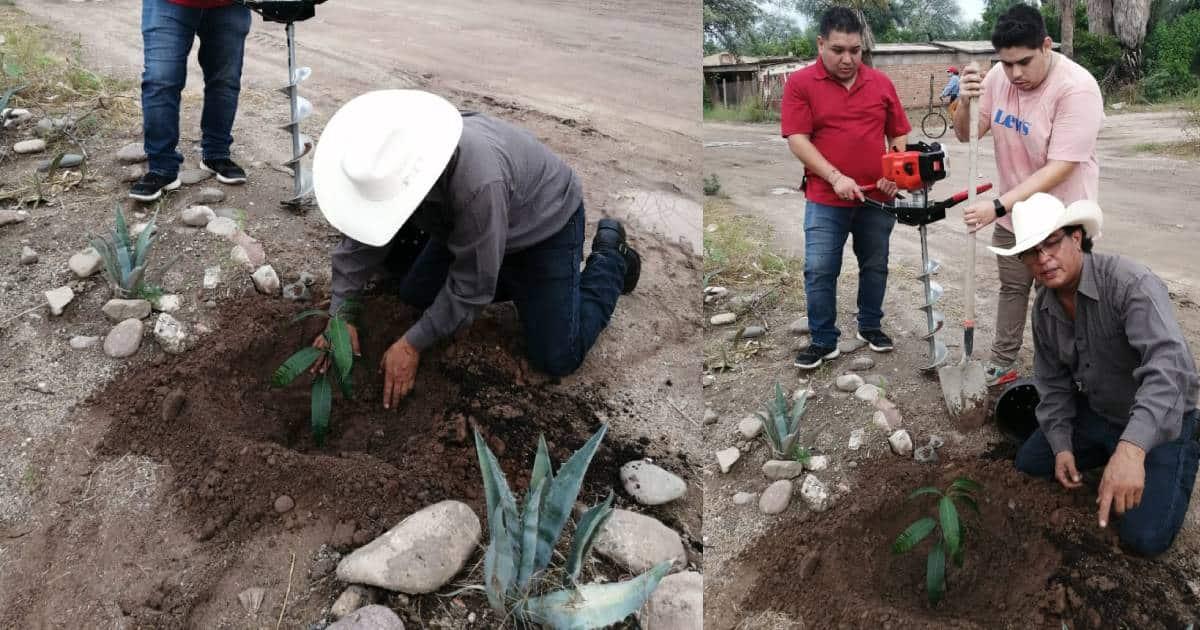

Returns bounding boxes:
[730,457,1200,630]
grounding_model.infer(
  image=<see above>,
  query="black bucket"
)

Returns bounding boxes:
[994,377,1039,443]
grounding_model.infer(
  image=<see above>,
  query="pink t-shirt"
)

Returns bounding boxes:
[979,52,1103,231]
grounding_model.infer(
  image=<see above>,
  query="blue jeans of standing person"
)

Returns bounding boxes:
[393,204,627,377]
[141,0,251,176]
[1016,404,1200,556]
[802,200,896,348]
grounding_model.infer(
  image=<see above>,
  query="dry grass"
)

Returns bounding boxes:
[1132,140,1200,160]
[703,198,802,289]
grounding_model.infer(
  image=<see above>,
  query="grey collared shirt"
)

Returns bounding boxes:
[1032,252,1200,454]
[329,112,582,350]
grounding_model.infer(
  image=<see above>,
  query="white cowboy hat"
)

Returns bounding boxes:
[987,192,1103,257]
[313,90,463,246]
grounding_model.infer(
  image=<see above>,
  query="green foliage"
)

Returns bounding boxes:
[703,99,779,123]
[1073,30,1123,85]
[892,477,982,605]
[272,302,359,446]
[704,0,762,55]
[88,203,158,299]
[757,383,810,461]
[1143,10,1200,101]
[703,174,722,196]
[475,426,671,628]
[0,84,22,112]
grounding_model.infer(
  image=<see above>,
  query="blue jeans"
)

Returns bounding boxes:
[141,0,251,176]
[802,200,896,348]
[393,205,626,377]
[1016,404,1200,556]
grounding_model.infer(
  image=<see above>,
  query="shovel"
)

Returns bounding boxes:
[938,94,989,428]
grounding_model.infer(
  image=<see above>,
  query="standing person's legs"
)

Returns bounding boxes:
[849,204,896,334]
[802,201,853,349]
[140,0,198,177]
[195,4,252,163]
[1118,410,1200,556]
[990,224,1034,378]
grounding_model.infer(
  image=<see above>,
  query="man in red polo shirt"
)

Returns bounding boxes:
[781,7,910,369]
[131,0,252,202]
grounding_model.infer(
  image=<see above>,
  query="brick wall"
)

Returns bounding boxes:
[875,52,996,111]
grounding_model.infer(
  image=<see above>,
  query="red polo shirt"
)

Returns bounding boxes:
[168,0,234,8]
[781,61,911,207]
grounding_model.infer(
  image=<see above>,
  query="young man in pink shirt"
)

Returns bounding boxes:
[953,4,1103,386]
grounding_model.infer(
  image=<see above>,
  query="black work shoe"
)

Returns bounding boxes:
[593,218,641,294]
[200,158,248,185]
[857,329,895,352]
[794,344,840,369]
[129,172,181,202]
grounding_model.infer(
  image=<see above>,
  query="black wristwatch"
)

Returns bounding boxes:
[993,198,1007,217]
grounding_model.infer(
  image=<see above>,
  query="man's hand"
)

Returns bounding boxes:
[832,174,865,202]
[961,199,997,234]
[959,61,984,99]
[873,177,899,197]
[1097,441,1146,528]
[380,337,420,409]
[310,322,360,374]
[1055,451,1083,490]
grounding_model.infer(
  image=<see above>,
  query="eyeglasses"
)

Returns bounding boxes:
[1017,230,1069,262]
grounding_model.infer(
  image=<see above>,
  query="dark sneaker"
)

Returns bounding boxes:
[200,158,248,185]
[129,172,181,202]
[794,344,839,369]
[593,218,641,294]
[857,329,895,353]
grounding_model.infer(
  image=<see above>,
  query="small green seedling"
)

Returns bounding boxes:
[757,383,810,463]
[476,424,670,628]
[88,202,159,299]
[892,477,983,605]
[271,302,360,446]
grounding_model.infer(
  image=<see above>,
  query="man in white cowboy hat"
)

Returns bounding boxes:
[1000,193,1199,557]
[308,90,640,408]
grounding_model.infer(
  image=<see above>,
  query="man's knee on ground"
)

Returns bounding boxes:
[1120,526,1174,557]
[1014,436,1055,478]
[530,349,584,378]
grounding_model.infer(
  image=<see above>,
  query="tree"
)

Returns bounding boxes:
[1084,0,1152,78]
[1060,0,1076,56]
[789,0,893,65]
[893,0,965,40]
[1086,0,1113,36]
[704,0,764,56]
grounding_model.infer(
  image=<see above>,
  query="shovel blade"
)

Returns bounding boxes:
[938,359,989,429]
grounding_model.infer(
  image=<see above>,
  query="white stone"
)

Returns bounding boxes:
[116,142,147,163]
[327,605,405,630]
[205,216,239,236]
[0,210,29,226]
[252,265,280,295]
[19,246,37,264]
[104,318,144,358]
[620,460,687,506]
[69,335,100,350]
[732,492,756,505]
[835,374,865,392]
[336,501,480,594]
[872,410,893,432]
[851,357,876,370]
[331,585,373,619]
[231,245,255,269]
[640,571,702,630]
[153,313,188,354]
[44,286,74,316]
[181,205,215,227]
[153,294,182,313]
[848,428,865,450]
[68,247,104,278]
[788,317,810,335]
[13,138,46,154]
[102,298,151,322]
[805,454,829,471]
[710,312,736,325]
[800,474,830,512]
[737,415,763,438]
[702,374,715,388]
[703,408,719,425]
[855,384,882,403]
[762,459,805,480]
[203,266,221,289]
[888,430,914,457]
[592,508,687,573]
[716,447,740,473]
[759,479,793,514]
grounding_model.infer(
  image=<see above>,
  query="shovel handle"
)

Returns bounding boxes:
[964,96,979,355]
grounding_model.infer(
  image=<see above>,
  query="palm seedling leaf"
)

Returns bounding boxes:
[311,374,331,445]
[927,540,946,605]
[893,516,937,554]
[939,496,961,563]
[272,346,323,387]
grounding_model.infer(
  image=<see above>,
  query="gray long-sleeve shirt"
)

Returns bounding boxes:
[329,112,582,351]
[1032,252,1200,454]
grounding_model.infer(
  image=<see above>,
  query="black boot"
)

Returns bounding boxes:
[593,218,641,294]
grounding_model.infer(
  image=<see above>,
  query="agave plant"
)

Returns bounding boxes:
[892,477,983,605]
[475,425,671,629]
[757,383,809,462]
[88,203,158,299]
[271,302,360,446]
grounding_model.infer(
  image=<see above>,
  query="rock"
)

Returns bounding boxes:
[195,187,225,204]
[181,205,215,227]
[252,265,281,295]
[762,459,805,480]
[205,216,238,236]
[759,480,793,514]
[914,444,938,464]
[237,586,265,614]
[839,337,868,353]
[879,407,902,429]
[19,246,37,264]
[850,357,875,371]
[710,312,736,325]
[282,281,311,302]
[104,319,144,358]
[45,286,75,316]
[863,374,888,388]
[331,585,375,619]
[116,142,147,163]
[152,294,181,313]
[740,325,766,339]
[0,210,29,226]
[788,317,810,335]
[179,168,212,185]
[854,384,882,403]
[153,313,188,354]
[69,247,104,278]
[36,153,84,171]
[121,166,144,182]
[835,374,864,392]
[233,242,267,270]
[162,388,186,421]
[336,501,481,594]
[872,411,893,432]
[875,398,899,412]
[805,454,829,471]
[702,374,715,388]
[13,138,46,154]
[848,428,865,450]
[102,298,152,322]
[215,207,244,221]
[69,335,100,350]
[703,408,719,425]
[274,495,295,513]
[928,434,945,449]
[327,605,405,630]
[716,447,740,473]
[620,460,687,506]
[800,474,830,512]
[640,571,702,630]
[203,266,221,290]
[737,415,763,438]
[888,430,914,457]
[732,492,755,505]
[592,508,687,573]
